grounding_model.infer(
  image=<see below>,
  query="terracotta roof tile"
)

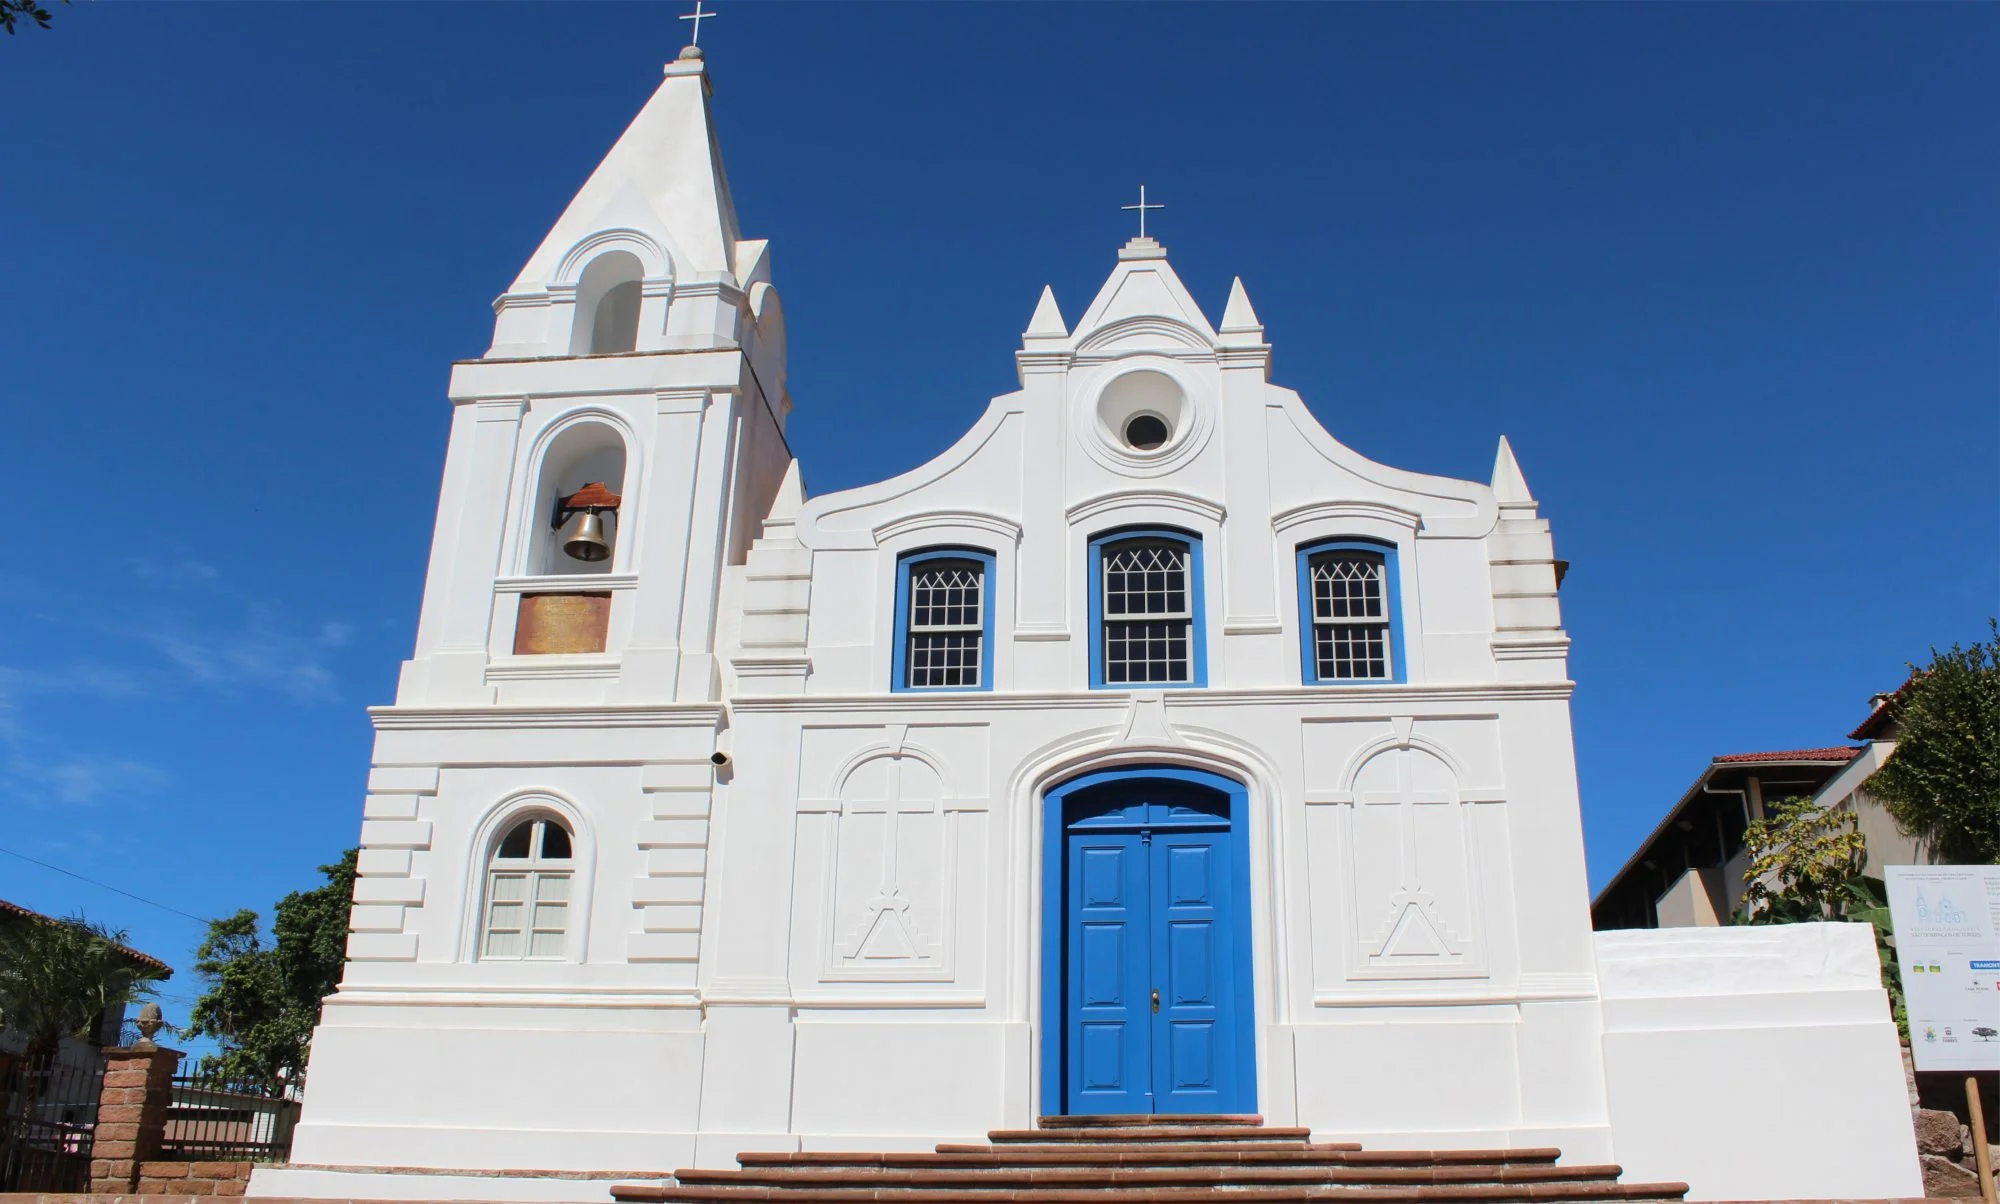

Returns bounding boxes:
[0,897,175,976]
[1711,746,1860,765]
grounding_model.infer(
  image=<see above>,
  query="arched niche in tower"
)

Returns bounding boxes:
[570,250,645,356]
[528,420,630,576]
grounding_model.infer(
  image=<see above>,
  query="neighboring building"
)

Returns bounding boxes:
[1591,686,1936,930]
[0,899,173,1110]
[261,44,1922,1204]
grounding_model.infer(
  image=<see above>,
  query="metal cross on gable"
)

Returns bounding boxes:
[680,0,716,46]
[1122,184,1165,238]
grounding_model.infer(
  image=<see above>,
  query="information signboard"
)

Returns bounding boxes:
[1886,864,2000,1072]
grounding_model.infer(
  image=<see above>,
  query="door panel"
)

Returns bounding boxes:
[1066,832,1151,1113]
[1150,830,1235,1113]
[1059,778,1249,1117]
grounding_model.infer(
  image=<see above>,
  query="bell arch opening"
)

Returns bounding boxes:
[570,250,645,355]
[528,421,628,576]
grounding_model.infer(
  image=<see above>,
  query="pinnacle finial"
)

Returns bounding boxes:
[1491,435,1535,507]
[1025,285,1069,339]
[1220,277,1261,333]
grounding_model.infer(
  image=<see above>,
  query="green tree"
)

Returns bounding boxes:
[2,0,67,35]
[184,850,357,1083]
[0,913,166,1060]
[1738,795,1869,923]
[1866,622,2000,865]
[1735,799,1908,1038]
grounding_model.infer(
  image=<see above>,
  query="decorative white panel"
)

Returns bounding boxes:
[828,754,951,972]
[1349,745,1479,975]
[795,724,989,986]
[1304,717,1502,987]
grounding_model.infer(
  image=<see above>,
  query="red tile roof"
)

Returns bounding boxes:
[0,898,174,976]
[1712,746,1861,765]
[1850,674,1920,741]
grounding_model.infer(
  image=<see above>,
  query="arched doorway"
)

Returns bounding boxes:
[1039,766,1256,1116]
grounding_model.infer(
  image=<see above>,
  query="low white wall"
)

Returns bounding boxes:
[1596,922,1921,1201]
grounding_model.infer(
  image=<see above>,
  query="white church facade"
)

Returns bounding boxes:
[257,46,1923,1204]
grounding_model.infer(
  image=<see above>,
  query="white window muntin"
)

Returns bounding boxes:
[481,817,575,961]
[1101,538,1194,684]
[1309,550,1391,680]
[906,558,985,689]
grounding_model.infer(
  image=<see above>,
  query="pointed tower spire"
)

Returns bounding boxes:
[1219,277,1262,334]
[1024,286,1069,340]
[507,53,742,292]
[1491,435,1536,510]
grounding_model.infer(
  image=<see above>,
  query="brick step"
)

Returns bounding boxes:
[930,1144,1317,1159]
[1035,1116,1266,1129]
[909,1148,1557,1168]
[986,1127,1314,1145]
[611,1183,1690,1204]
[671,1163,1631,1188]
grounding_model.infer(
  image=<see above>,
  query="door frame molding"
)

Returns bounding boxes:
[1039,764,1257,1116]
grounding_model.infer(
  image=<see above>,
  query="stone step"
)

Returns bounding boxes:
[743,1148,1370,1169]
[612,1183,1690,1204]
[986,1127,1315,1145]
[1035,1116,1266,1129]
[930,1144,1317,1159]
[671,1163,1632,1188]
[916,1148,1557,1167]
[612,1120,1685,1204]
[743,1151,1354,1169]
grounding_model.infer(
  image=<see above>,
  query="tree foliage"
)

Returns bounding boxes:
[184,850,357,1083]
[1735,799,1907,1037]
[1,0,67,36]
[1739,795,1868,923]
[1866,622,2000,866]
[0,913,165,1059]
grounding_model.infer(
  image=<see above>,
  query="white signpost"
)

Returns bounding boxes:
[1886,864,2000,1072]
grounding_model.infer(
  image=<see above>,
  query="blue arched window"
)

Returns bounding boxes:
[891,547,996,692]
[1296,538,1404,683]
[1089,528,1207,688]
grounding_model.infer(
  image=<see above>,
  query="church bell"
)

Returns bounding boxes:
[562,511,612,562]
[550,481,623,564]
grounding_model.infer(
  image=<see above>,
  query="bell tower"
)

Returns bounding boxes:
[396,45,795,708]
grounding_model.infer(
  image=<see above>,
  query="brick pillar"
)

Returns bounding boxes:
[89,1044,179,1194]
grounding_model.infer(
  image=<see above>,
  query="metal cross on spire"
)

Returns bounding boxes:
[1122,185,1165,238]
[680,0,716,46]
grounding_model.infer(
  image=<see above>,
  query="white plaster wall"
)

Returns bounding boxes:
[273,56,1912,1196]
[1596,923,1922,1200]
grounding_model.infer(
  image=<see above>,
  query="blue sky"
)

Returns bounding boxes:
[1,3,1993,1021]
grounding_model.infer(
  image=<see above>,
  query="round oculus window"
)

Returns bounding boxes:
[1123,413,1171,451]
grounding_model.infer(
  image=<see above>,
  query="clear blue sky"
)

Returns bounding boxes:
[2,3,1994,1022]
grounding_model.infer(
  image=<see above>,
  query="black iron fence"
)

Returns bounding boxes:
[162,1067,300,1163]
[0,1050,105,1191]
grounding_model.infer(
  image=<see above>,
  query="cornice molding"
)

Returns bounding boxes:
[369,704,724,731]
[727,681,1571,713]
[872,510,1024,547]
[485,656,621,682]
[493,574,639,594]
[1065,489,1226,527]
[1272,500,1424,535]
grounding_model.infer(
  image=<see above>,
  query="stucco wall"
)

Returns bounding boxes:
[1596,922,1922,1200]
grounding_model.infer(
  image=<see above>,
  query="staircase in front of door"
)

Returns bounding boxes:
[612,1114,1688,1203]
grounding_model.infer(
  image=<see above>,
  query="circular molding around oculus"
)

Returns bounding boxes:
[1080,365,1212,477]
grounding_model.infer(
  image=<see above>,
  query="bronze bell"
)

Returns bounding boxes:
[562,511,612,562]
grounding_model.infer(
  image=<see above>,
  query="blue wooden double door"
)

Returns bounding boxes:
[1048,769,1255,1116]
